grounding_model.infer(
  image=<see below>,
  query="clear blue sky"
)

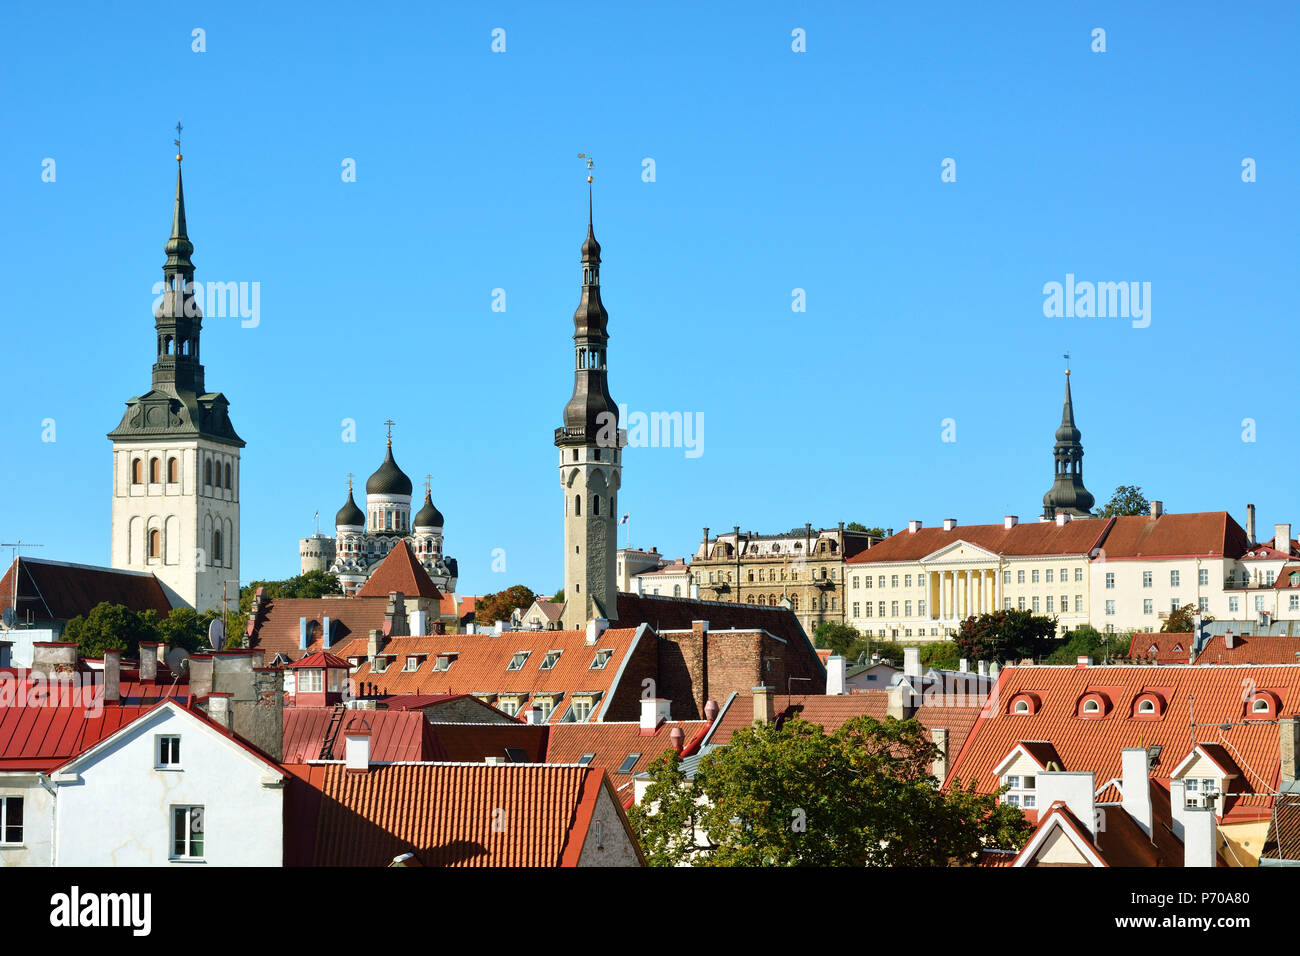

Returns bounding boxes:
[2,1,1296,596]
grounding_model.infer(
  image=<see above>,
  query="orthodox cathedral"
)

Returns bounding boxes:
[299,433,457,596]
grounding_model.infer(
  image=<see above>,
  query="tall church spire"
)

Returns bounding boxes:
[557,161,623,629]
[1042,368,1095,518]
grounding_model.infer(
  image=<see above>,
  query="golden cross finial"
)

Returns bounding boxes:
[346,472,354,492]
[383,419,396,445]
[1064,350,1071,375]
[424,474,433,496]
[174,119,183,163]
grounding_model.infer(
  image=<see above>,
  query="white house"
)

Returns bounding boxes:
[50,700,283,866]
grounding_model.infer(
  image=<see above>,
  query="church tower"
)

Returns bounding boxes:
[108,147,245,612]
[1041,368,1095,519]
[556,188,623,630]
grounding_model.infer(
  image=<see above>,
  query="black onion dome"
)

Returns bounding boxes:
[366,444,413,496]
[335,489,364,527]
[414,491,444,529]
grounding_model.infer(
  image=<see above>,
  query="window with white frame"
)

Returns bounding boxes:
[1017,598,1026,611]
[1199,569,1209,587]
[157,735,181,768]
[534,697,556,721]
[1075,595,1084,613]
[1105,600,1116,616]
[497,698,521,717]
[1032,597,1041,613]
[298,669,324,692]
[568,698,593,722]
[1255,595,1267,612]
[0,797,23,845]
[1183,777,1219,806]
[891,575,899,588]
[591,649,614,669]
[171,806,204,860]
[1143,570,1152,588]
[1170,570,1180,587]
[1031,570,1040,584]
[507,651,531,671]
[540,650,562,670]
[402,656,421,672]
[1046,570,1054,584]
[1002,773,1037,808]
[1291,595,1299,612]
[1046,596,1054,613]
[1017,570,1025,584]
[1074,568,1083,582]
[1106,572,1115,589]
[1199,597,1209,612]
[433,653,456,672]
[1230,596,1240,613]
[1004,571,1011,584]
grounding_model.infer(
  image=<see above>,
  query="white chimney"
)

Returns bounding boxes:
[632,774,652,805]
[1004,515,1018,529]
[977,661,988,677]
[344,732,371,772]
[586,617,609,646]
[1225,630,1235,650]
[826,655,847,696]
[408,608,427,636]
[494,619,508,634]
[1169,779,1187,841]
[908,520,922,533]
[640,697,671,731]
[1150,500,1164,518]
[1183,807,1218,867]
[634,577,644,596]
[943,518,957,531]
[1277,523,1292,554]
[903,646,921,680]
[1037,771,1098,836]
[465,622,477,634]
[1077,655,1090,667]
[959,657,969,673]
[1120,748,1152,835]
[523,707,543,725]
[207,693,232,731]
[1055,512,1069,526]
[689,582,700,599]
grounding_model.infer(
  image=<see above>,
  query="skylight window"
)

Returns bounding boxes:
[616,753,642,774]
[507,651,531,671]
[578,754,595,766]
[540,650,562,670]
[591,649,614,669]
[504,748,529,763]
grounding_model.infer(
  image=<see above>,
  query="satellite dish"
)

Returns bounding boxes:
[166,647,190,674]
[1,608,14,628]
[207,619,226,649]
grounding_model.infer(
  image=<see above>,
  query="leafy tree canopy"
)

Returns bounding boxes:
[845,522,887,537]
[1162,603,1210,634]
[64,602,161,658]
[629,715,1031,866]
[475,584,537,626]
[954,609,1058,664]
[1098,485,1152,518]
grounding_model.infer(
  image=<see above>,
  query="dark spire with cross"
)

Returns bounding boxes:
[1042,359,1094,518]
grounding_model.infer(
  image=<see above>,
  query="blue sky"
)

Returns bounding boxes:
[2,1,1296,596]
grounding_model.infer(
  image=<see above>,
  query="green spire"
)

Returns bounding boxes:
[164,163,194,277]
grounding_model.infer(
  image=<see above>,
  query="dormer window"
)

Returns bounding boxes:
[1078,692,1110,718]
[540,650,562,670]
[1008,692,1040,716]
[1082,700,1100,714]
[1247,692,1279,719]
[433,653,457,672]
[1253,698,1270,713]
[403,656,421,673]
[591,649,614,669]
[372,657,390,674]
[1138,700,1155,713]
[1014,700,1030,714]
[507,651,531,671]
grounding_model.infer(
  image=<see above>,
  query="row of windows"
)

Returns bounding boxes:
[144,527,227,565]
[130,456,234,492]
[571,493,614,517]
[854,568,1086,589]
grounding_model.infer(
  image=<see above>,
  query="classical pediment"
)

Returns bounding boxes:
[919,540,1001,564]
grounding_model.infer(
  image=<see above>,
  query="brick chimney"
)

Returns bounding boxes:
[206,692,233,731]
[1280,718,1300,784]
[752,685,775,726]
[103,649,122,705]
[31,642,77,679]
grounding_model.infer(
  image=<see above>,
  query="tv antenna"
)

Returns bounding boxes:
[1,541,44,628]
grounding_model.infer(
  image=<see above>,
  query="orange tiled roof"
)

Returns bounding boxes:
[1196,635,1300,666]
[947,664,1300,822]
[547,720,708,784]
[349,627,646,720]
[431,724,551,763]
[846,512,1248,565]
[356,541,443,600]
[249,596,390,662]
[1127,632,1195,664]
[284,762,628,866]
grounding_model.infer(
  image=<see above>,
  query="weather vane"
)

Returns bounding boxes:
[578,152,594,183]
[174,119,183,163]
[1064,350,1071,375]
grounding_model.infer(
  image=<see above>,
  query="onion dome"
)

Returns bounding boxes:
[414,491,444,530]
[366,442,413,497]
[335,487,364,528]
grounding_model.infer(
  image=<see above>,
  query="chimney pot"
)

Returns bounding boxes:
[669,727,686,753]
[703,699,719,722]
[943,518,957,531]
[908,520,922,533]
[1150,500,1164,518]
[103,649,122,705]
[752,686,775,726]
[1004,515,1018,529]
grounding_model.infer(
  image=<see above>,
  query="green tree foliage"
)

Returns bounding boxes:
[239,570,342,613]
[1098,485,1152,518]
[1162,603,1210,634]
[63,602,161,658]
[954,609,1058,664]
[550,588,565,603]
[1046,625,1108,664]
[919,641,962,671]
[845,522,887,537]
[156,607,227,652]
[813,621,862,657]
[474,585,537,626]
[629,715,1030,866]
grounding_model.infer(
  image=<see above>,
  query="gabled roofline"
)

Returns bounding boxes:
[594,623,651,722]
[701,691,740,747]
[1013,802,1108,867]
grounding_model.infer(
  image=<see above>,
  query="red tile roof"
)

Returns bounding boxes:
[947,664,1300,822]
[284,762,635,867]
[546,720,708,793]
[1015,782,1190,867]
[356,541,443,600]
[348,627,646,720]
[249,596,391,662]
[289,652,352,669]
[429,724,551,763]
[282,707,447,762]
[1196,636,1300,666]
[847,512,1248,565]
[1127,633,1195,665]
[0,558,174,624]
[0,703,156,771]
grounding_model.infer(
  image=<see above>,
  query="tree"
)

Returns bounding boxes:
[1162,603,1210,634]
[954,610,1058,664]
[550,588,565,603]
[1098,485,1152,518]
[157,606,227,652]
[629,715,1030,866]
[919,641,962,671]
[63,602,161,658]
[846,521,887,537]
[1046,625,1109,664]
[813,621,862,657]
[474,585,537,626]
[239,570,341,612]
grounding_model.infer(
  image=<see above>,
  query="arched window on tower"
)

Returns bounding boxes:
[204,459,212,487]
[574,495,581,516]
[224,463,231,489]
[593,495,600,516]
[167,457,178,483]
[132,458,143,484]
[149,458,160,483]
[164,336,173,355]
[148,529,161,559]
[213,529,223,566]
